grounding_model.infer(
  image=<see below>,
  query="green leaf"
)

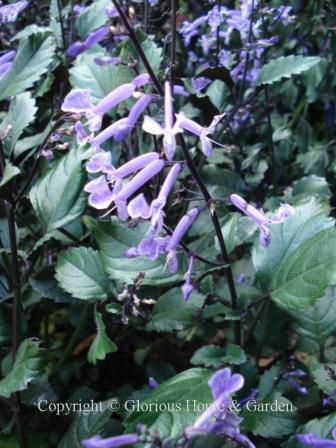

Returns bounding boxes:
[126,368,212,437]
[0,339,48,398]
[0,92,37,153]
[191,344,246,368]
[56,247,110,301]
[256,55,321,86]
[0,34,56,101]
[76,0,110,39]
[146,288,205,332]
[88,309,117,364]
[253,199,334,290]
[29,148,86,233]
[119,28,162,76]
[0,163,20,189]
[242,393,301,438]
[270,228,336,311]
[70,47,133,104]
[308,357,336,395]
[291,286,336,344]
[85,217,183,287]
[58,400,113,448]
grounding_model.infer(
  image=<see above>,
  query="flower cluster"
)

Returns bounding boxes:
[179,0,294,128]
[62,78,227,299]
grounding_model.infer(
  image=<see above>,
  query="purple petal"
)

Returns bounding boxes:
[112,153,159,179]
[182,282,194,300]
[167,207,200,251]
[62,89,92,113]
[67,41,87,57]
[92,84,136,116]
[297,433,336,447]
[127,193,151,219]
[164,81,174,130]
[166,250,178,273]
[84,25,110,48]
[127,94,152,127]
[84,175,113,209]
[132,73,151,88]
[0,50,16,65]
[0,0,29,24]
[81,433,139,448]
[259,224,271,248]
[209,368,244,400]
[200,135,213,157]
[86,152,113,173]
[115,159,164,202]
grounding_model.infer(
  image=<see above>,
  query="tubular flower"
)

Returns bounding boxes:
[229,194,294,247]
[0,0,28,23]
[114,159,164,220]
[166,207,199,273]
[181,255,194,300]
[67,25,110,58]
[0,50,16,81]
[149,163,182,234]
[92,94,152,145]
[297,429,336,448]
[186,368,255,448]
[142,81,182,161]
[61,83,136,131]
[81,433,139,448]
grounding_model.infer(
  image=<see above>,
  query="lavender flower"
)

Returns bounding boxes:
[142,81,182,161]
[150,163,182,234]
[297,429,336,447]
[186,368,255,448]
[62,83,136,131]
[86,151,113,174]
[84,175,113,210]
[91,94,152,146]
[81,434,139,448]
[73,5,85,16]
[148,377,159,388]
[229,194,294,247]
[67,25,110,57]
[166,208,199,272]
[132,73,151,88]
[177,112,224,157]
[114,159,164,220]
[282,369,308,396]
[0,50,16,81]
[181,255,194,300]
[0,0,28,23]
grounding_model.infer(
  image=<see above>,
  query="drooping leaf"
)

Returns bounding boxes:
[270,228,336,312]
[0,339,48,398]
[126,368,212,438]
[256,55,321,86]
[85,217,184,287]
[0,92,37,154]
[146,288,205,332]
[29,147,86,233]
[0,34,56,101]
[58,400,113,448]
[56,247,110,301]
[87,309,117,364]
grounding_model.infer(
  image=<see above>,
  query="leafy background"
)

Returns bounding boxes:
[1,0,336,447]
